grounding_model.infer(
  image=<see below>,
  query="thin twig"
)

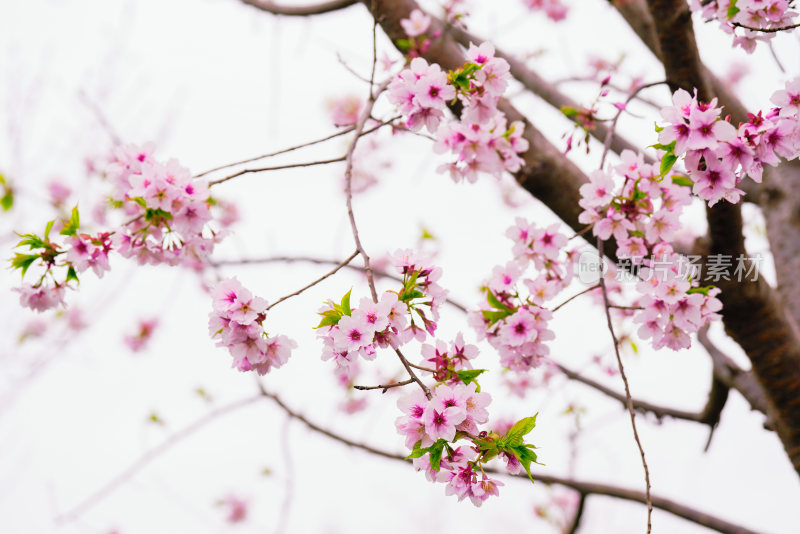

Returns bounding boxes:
[598,238,652,533]
[196,128,353,178]
[600,80,666,168]
[566,492,587,534]
[211,254,469,313]
[551,284,600,312]
[353,378,414,392]
[733,21,800,33]
[569,224,595,241]
[265,250,359,311]
[336,52,374,84]
[407,361,436,373]
[339,31,431,400]
[209,156,346,186]
[196,116,400,178]
[55,395,264,523]
[609,304,644,311]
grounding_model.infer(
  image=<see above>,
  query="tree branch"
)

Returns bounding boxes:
[697,326,769,417]
[260,385,763,534]
[643,0,800,479]
[555,362,707,423]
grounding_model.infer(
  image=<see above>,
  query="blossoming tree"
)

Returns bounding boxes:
[3,0,800,532]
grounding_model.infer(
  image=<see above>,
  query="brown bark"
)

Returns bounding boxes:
[644,0,800,477]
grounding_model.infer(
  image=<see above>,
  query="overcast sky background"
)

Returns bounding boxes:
[1,0,799,533]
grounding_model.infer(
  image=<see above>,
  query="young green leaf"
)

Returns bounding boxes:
[66,266,80,284]
[727,0,740,19]
[560,106,579,118]
[671,175,693,187]
[340,289,352,316]
[60,205,81,237]
[486,288,511,312]
[0,190,13,211]
[11,253,39,277]
[456,369,487,391]
[501,414,538,447]
[660,152,678,177]
[44,220,55,241]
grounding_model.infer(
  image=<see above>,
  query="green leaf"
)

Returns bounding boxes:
[144,207,172,223]
[428,440,446,472]
[654,122,664,133]
[486,289,511,312]
[405,439,448,472]
[511,444,540,482]
[501,414,538,447]
[406,440,429,460]
[687,285,715,296]
[11,253,39,277]
[560,106,579,118]
[401,289,424,301]
[15,233,46,250]
[65,265,79,284]
[481,309,512,327]
[60,205,80,237]
[44,220,54,241]
[315,308,343,329]
[727,0,740,19]
[660,152,678,177]
[340,289,352,316]
[456,369,487,390]
[396,38,412,51]
[0,190,13,211]
[671,175,693,187]
[650,140,676,153]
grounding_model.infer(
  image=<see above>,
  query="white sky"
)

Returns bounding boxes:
[1,0,799,533]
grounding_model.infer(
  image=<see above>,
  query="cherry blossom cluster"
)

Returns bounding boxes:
[387,42,529,183]
[657,84,800,206]
[397,383,539,506]
[578,149,725,349]
[397,9,435,56]
[104,143,223,268]
[11,143,232,313]
[12,207,109,312]
[315,249,447,369]
[632,248,723,350]
[522,0,569,21]
[579,150,692,257]
[470,219,575,372]
[208,277,297,375]
[690,0,798,52]
[421,333,479,384]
